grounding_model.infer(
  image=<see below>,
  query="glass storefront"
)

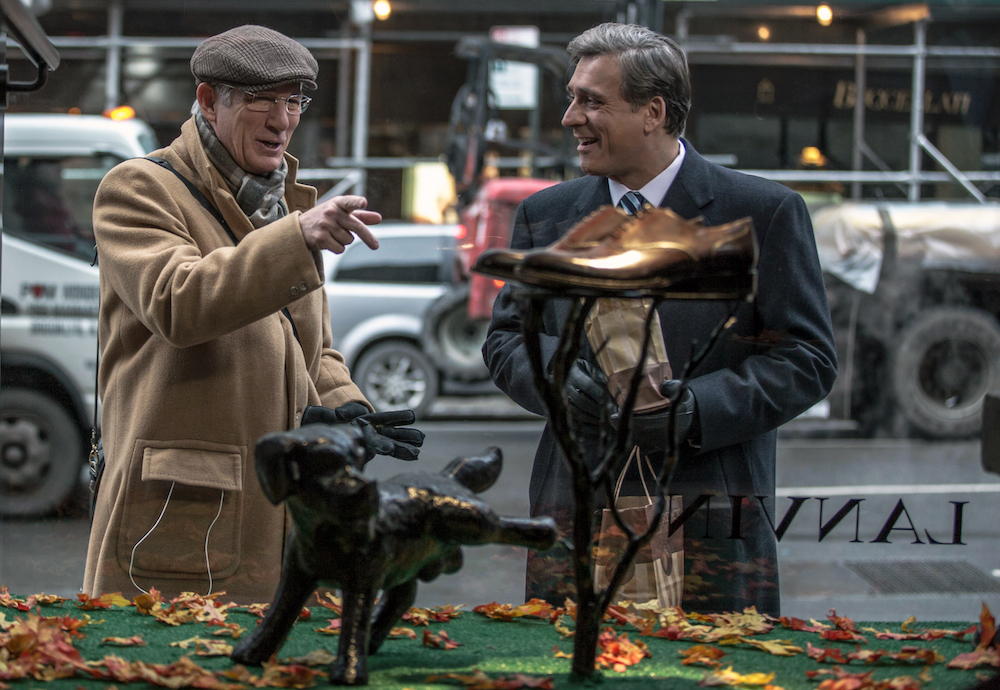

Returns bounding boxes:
[1,0,998,633]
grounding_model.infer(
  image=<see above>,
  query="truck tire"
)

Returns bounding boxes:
[354,341,439,420]
[0,388,83,516]
[890,307,1000,438]
[421,284,490,382]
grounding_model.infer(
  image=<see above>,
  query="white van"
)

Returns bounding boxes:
[1,113,157,516]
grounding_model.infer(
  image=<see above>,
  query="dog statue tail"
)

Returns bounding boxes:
[440,447,503,493]
[441,447,558,552]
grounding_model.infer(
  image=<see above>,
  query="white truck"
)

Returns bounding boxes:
[1,112,157,516]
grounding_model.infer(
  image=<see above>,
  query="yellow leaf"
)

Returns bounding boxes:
[699,666,775,687]
[389,627,418,640]
[554,619,575,638]
[99,593,132,607]
[743,638,803,656]
[101,635,146,647]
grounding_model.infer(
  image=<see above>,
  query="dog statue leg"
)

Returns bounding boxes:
[332,583,378,685]
[367,579,417,655]
[231,542,318,666]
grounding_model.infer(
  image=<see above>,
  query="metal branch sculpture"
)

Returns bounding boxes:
[519,288,740,680]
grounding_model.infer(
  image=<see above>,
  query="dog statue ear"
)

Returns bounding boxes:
[254,432,295,505]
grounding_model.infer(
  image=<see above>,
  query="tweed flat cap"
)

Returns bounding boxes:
[191,25,318,92]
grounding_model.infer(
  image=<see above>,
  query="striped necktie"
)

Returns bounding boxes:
[618,190,647,215]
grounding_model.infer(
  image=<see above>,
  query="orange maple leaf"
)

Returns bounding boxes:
[595,628,651,672]
[679,644,725,667]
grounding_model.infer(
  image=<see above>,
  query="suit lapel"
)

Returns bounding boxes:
[570,176,612,220]
[538,176,611,246]
[661,139,715,221]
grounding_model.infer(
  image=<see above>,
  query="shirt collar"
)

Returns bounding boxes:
[608,139,686,209]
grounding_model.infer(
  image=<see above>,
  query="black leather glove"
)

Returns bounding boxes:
[628,379,699,453]
[301,403,424,462]
[564,359,612,427]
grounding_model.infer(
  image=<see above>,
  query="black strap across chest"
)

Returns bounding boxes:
[143,156,300,344]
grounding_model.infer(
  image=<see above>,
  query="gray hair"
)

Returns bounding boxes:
[190,82,236,115]
[567,23,691,137]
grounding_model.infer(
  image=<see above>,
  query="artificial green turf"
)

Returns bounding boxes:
[2,601,997,689]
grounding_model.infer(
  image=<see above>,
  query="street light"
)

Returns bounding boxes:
[373,0,391,20]
[816,4,833,26]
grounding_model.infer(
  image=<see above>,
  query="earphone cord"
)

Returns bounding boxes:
[129,481,176,595]
[203,490,225,596]
[128,484,225,597]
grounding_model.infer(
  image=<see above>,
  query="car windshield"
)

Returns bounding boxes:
[332,233,454,284]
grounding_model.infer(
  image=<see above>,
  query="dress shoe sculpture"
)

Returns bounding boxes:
[473,205,629,281]
[474,205,757,300]
[516,207,758,299]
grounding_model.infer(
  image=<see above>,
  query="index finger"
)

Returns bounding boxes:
[351,222,380,250]
[335,207,381,250]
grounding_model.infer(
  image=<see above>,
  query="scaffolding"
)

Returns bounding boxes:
[5,0,1000,202]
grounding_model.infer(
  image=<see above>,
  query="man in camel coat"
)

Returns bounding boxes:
[84,26,418,603]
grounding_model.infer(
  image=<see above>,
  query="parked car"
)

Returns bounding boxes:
[1,112,158,517]
[324,223,488,419]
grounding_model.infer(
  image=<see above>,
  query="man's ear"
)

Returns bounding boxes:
[196,82,219,124]
[644,96,667,134]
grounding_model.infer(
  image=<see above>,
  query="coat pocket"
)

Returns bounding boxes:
[117,440,246,579]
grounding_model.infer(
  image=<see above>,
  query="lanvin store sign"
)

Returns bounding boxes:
[663,495,972,545]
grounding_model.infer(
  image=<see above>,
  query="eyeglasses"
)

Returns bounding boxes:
[239,90,312,114]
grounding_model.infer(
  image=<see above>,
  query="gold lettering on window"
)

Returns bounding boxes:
[833,81,971,115]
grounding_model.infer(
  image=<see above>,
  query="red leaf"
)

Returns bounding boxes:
[423,629,462,650]
[820,629,867,644]
[781,616,829,633]
[827,609,858,632]
[806,642,848,663]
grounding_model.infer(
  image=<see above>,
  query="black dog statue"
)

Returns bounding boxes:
[230,424,558,685]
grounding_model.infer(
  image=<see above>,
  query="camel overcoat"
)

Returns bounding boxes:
[83,118,368,603]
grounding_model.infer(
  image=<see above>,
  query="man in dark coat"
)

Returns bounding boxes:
[483,22,838,615]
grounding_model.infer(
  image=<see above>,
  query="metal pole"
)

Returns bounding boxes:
[851,28,866,200]
[908,19,926,202]
[351,20,371,196]
[529,73,541,177]
[676,9,690,45]
[336,45,351,159]
[104,0,122,112]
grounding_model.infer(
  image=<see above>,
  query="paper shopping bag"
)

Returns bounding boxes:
[584,297,671,414]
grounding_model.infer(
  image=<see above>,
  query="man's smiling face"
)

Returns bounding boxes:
[562,54,658,190]
[211,83,300,175]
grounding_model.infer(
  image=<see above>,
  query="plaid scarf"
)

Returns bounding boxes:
[195,110,289,229]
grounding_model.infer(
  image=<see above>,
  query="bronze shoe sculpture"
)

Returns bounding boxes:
[473,205,629,281]
[515,207,758,300]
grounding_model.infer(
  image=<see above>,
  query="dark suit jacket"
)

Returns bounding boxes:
[483,142,838,614]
